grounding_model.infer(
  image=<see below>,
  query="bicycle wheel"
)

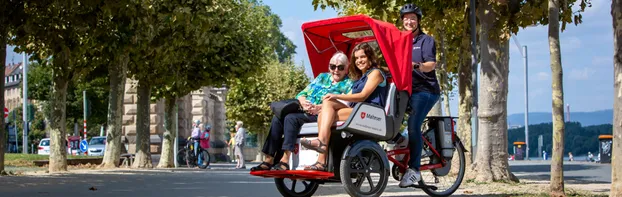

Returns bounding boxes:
[274,178,319,197]
[419,142,465,197]
[176,149,187,166]
[340,144,389,197]
[198,150,211,169]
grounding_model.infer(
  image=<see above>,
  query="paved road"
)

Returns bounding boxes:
[0,161,611,197]
[0,163,429,197]
[509,160,612,184]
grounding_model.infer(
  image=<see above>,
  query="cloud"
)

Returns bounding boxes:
[283,31,297,42]
[528,87,546,100]
[569,67,596,80]
[578,0,607,17]
[536,72,549,81]
[591,56,612,66]
[561,36,582,51]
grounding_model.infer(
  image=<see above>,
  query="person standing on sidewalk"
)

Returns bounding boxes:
[227,132,236,163]
[234,121,247,169]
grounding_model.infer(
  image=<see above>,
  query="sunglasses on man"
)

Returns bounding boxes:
[329,64,346,71]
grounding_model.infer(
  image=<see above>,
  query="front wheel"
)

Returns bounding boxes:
[419,142,466,197]
[198,150,211,169]
[274,178,319,197]
[340,144,389,197]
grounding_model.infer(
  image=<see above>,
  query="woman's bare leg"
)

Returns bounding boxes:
[279,151,290,163]
[311,100,348,169]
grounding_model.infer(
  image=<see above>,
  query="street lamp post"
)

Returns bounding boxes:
[469,0,479,160]
[512,35,529,160]
[22,52,28,154]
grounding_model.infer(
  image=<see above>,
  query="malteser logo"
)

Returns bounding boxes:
[360,112,381,121]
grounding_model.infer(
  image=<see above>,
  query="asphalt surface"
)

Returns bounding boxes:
[509,160,612,184]
[0,160,611,197]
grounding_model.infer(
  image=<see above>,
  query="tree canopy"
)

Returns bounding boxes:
[226,60,309,134]
[146,0,276,100]
[26,61,109,134]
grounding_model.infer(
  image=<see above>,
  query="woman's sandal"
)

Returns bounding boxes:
[271,162,290,171]
[250,162,273,171]
[304,162,327,171]
[300,138,328,154]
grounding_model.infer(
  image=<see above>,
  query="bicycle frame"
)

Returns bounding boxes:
[386,117,457,173]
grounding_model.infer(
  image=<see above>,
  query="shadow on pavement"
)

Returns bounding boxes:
[509,163,600,173]
[514,174,611,184]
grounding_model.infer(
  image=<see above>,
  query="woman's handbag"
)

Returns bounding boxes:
[270,99,304,120]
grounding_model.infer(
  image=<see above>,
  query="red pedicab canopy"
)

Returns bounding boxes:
[301,14,413,95]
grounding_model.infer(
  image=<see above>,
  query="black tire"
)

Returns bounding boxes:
[274,178,319,197]
[391,164,402,181]
[420,142,466,197]
[340,145,389,197]
[198,150,211,169]
[185,149,195,168]
[176,149,187,166]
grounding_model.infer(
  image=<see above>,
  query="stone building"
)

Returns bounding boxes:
[4,63,24,111]
[121,79,230,160]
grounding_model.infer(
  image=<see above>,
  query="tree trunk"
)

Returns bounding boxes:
[611,0,622,195]
[100,54,128,168]
[472,0,517,182]
[458,42,474,174]
[0,28,6,173]
[428,99,443,116]
[443,94,451,116]
[548,0,566,195]
[439,26,451,117]
[157,97,176,168]
[255,131,266,162]
[49,67,69,172]
[131,80,153,168]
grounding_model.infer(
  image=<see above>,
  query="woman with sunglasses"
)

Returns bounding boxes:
[250,51,353,172]
[301,43,388,171]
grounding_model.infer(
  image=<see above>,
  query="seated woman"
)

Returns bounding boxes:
[301,43,388,171]
[250,51,354,171]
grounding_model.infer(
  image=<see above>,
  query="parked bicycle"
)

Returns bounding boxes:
[177,136,211,169]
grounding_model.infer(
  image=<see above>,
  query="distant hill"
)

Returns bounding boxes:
[507,109,613,127]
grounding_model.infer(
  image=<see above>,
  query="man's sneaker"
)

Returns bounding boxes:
[398,168,421,187]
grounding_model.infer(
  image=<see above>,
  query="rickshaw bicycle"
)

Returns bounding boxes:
[250,15,466,197]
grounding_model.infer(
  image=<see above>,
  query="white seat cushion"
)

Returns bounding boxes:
[299,121,344,136]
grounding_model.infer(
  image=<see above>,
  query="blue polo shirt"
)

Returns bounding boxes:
[411,32,441,94]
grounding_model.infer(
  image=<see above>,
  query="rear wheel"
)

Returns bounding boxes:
[274,178,319,197]
[419,142,466,197]
[176,149,187,166]
[340,145,389,197]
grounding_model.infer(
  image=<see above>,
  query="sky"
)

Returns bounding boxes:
[257,0,616,117]
[5,0,616,117]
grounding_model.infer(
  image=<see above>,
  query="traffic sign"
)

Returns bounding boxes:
[4,107,8,118]
[80,140,88,153]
